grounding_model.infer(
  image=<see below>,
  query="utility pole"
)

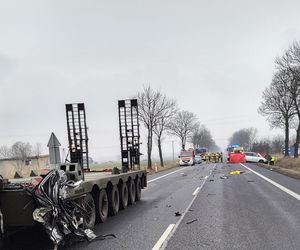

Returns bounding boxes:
[172,141,174,160]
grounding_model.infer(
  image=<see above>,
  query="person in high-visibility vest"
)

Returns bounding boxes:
[270,156,278,165]
[211,153,216,163]
[206,153,211,163]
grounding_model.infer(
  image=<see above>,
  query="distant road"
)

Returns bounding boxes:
[3,163,300,250]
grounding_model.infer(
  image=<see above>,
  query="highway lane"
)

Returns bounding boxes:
[67,164,215,250]
[2,164,215,250]
[165,163,300,250]
[4,162,300,250]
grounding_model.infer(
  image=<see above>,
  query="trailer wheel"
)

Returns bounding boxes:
[108,185,120,216]
[128,179,136,205]
[135,178,142,201]
[119,182,128,209]
[96,189,108,223]
[82,193,96,229]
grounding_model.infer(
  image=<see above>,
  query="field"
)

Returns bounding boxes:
[90,160,179,174]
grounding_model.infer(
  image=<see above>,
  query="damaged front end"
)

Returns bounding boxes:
[28,169,100,249]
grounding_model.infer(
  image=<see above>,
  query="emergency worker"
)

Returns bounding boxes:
[206,153,211,163]
[215,152,220,163]
[211,152,216,163]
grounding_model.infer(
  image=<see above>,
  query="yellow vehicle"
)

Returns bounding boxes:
[233,147,244,153]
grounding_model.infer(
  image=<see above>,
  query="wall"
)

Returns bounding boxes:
[0,155,49,179]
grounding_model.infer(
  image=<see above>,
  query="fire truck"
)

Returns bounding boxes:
[179,148,195,166]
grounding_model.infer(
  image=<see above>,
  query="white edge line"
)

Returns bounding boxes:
[240,163,300,201]
[192,187,200,196]
[148,168,186,183]
[152,224,176,250]
[159,164,216,250]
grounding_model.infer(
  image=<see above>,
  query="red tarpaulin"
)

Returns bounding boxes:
[229,153,246,163]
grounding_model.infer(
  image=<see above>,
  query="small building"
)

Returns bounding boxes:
[0,155,49,179]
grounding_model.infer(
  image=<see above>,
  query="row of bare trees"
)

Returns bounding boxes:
[251,135,285,155]
[191,125,219,151]
[228,127,257,151]
[259,41,300,157]
[228,127,284,154]
[0,142,42,160]
[137,85,218,169]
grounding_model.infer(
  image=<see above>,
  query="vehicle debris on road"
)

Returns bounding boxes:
[186,219,198,224]
[230,170,244,175]
[175,211,182,216]
[220,176,228,179]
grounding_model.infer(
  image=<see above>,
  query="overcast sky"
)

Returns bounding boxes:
[1,0,300,161]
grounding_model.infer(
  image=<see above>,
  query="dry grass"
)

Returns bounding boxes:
[276,157,300,172]
[258,157,300,180]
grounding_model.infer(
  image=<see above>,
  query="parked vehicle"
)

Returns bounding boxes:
[179,148,195,166]
[195,147,208,160]
[244,152,268,163]
[195,155,202,164]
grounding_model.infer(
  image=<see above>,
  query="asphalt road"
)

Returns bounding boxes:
[3,162,300,250]
[165,163,300,250]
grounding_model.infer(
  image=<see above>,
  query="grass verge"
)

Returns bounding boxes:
[257,157,300,180]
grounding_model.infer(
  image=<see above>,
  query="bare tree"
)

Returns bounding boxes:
[271,135,285,154]
[258,70,295,157]
[11,141,32,161]
[190,125,217,151]
[10,141,33,172]
[275,42,300,157]
[251,138,271,154]
[33,143,42,157]
[0,145,12,159]
[229,127,257,151]
[138,85,174,169]
[168,110,199,150]
[153,98,177,167]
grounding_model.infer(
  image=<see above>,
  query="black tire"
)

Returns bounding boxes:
[258,160,264,163]
[108,185,120,216]
[128,179,136,205]
[135,178,142,201]
[119,182,128,209]
[81,193,96,229]
[96,189,108,223]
